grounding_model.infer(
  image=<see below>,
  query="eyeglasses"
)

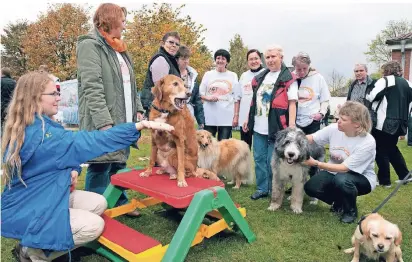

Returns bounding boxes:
[166,40,180,47]
[354,70,365,73]
[42,91,61,97]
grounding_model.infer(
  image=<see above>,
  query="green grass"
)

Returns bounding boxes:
[2,131,411,262]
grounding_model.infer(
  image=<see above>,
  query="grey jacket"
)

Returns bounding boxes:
[76,28,144,163]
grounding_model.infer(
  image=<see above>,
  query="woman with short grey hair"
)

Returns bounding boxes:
[292,52,330,136]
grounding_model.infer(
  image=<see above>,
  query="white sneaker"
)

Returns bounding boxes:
[395,177,412,184]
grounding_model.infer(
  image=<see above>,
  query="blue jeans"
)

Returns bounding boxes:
[85,162,129,206]
[253,132,274,193]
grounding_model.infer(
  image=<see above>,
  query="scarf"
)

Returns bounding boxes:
[251,65,263,73]
[98,28,127,52]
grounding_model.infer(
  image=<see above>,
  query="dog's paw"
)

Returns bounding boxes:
[309,198,319,205]
[140,170,151,177]
[267,203,281,211]
[177,179,188,187]
[343,247,355,254]
[232,185,240,189]
[287,195,292,201]
[291,206,303,214]
[350,259,360,262]
[169,174,177,180]
[227,180,234,185]
[156,169,167,175]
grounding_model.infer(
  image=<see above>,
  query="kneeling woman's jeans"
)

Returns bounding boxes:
[304,170,371,212]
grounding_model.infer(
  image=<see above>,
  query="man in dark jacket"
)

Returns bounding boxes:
[1,67,16,125]
[141,31,181,117]
[347,63,376,109]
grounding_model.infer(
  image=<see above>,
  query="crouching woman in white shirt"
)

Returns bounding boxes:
[304,101,377,224]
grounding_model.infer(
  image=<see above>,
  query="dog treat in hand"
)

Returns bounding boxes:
[136,120,174,132]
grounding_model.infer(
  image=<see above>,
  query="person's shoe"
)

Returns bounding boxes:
[12,243,31,262]
[340,207,358,224]
[126,210,141,217]
[395,177,412,184]
[250,191,268,200]
[329,202,343,214]
[382,184,392,188]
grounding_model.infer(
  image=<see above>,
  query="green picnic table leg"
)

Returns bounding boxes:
[162,186,256,262]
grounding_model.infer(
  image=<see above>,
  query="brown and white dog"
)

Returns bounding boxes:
[141,75,198,187]
[196,130,253,189]
[344,213,403,262]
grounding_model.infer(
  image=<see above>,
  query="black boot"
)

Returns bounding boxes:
[340,195,358,223]
[340,205,358,223]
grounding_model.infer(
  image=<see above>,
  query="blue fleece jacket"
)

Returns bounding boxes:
[1,115,140,250]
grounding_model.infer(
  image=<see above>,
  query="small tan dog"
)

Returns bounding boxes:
[344,213,403,262]
[196,130,253,189]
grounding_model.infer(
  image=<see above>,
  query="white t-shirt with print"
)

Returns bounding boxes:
[199,70,239,126]
[312,124,377,190]
[297,73,330,127]
[116,52,133,123]
[238,69,265,126]
[254,71,298,135]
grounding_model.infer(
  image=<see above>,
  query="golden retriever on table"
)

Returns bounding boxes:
[196,130,253,189]
[344,213,403,262]
[141,75,199,187]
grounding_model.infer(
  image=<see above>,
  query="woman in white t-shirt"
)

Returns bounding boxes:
[200,49,240,140]
[238,49,265,149]
[304,101,377,224]
[293,52,330,135]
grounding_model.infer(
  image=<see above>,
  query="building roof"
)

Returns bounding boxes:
[386,32,412,44]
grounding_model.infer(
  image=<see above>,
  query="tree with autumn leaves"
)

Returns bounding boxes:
[1,3,213,88]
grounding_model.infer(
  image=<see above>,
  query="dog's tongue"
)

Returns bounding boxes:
[287,158,294,164]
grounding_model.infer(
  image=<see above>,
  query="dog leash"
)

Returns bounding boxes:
[358,169,412,230]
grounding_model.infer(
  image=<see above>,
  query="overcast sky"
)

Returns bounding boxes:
[1,1,412,79]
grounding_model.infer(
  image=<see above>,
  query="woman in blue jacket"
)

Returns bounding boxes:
[1,72,174,261]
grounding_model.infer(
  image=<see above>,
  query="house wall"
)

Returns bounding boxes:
[391,49,411,80]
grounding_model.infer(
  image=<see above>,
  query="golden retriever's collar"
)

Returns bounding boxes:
[358,215,368,235]
[151,103,170,114]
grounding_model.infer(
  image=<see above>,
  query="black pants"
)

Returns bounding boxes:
[304,170,371,212]
[204,125,232,141]
[240,129,253,150]
[297,120,321,135]
[372,128,409,185]
[298,120,321,177]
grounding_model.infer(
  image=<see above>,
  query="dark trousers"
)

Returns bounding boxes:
[298,120,321,177]
[297,120,321,135]
[408,114,412,146]
[372,128,409,185]
[304,170,371,212]
[85,162,128,207]
[204,125,232,141]
[240,129,253,149]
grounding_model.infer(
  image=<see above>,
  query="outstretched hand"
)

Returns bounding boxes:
[136,120,174,132]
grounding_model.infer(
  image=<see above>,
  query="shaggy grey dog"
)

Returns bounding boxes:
[268,127,325,214]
